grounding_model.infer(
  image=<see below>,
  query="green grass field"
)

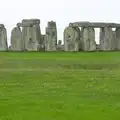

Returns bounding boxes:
[0,52,120,120]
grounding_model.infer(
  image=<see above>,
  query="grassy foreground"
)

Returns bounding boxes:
[0,52,120,120]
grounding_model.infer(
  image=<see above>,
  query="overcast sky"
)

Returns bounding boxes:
[0,0,120,45]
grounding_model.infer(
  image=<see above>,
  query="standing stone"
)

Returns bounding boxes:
[89,27,96,51]
[41,35,45,49]
[64,26,80,51]
[25,26,33,51]
[99,27,114,51]
[112,31,117,50]
[0,25,8,51]
[57,40,62,51]
[45,21,57,51]
[21,19,41,51]
[11,26,22,51]
[115,28,120,50]
[21,27,27,51]
[32,24,41,46]
[58,40,62,45]
[41,35,45,46]
[80,27,96,51]
[38,34,45,51]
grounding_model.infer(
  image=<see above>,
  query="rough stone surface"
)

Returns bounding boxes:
[69,22,120,28]
[21,19,41,51]
[64,26,80,51]
[11,27,22,51]
[80,27,96,51]
[39,35,45,50]
[41,35,45,46]
[99,27,114,51]
[45,21,57,51]
[24,26,38,51]
[57,40,63,51]
[22,19,40,25]
[58,40,62,45]
[0,24,4,28]
[115,28,120,50]
[21,27,26,51]
[112,31,117,50]
[0,27,8,51]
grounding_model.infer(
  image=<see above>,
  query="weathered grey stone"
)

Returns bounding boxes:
[40,35,45,48]
[45,21,57,51]
[11,27,22,51]
[37,35,45,51]
[21,19,41,51]
[23,27,38,51]
[99,27,114,51]
[58,40,62,45]
[57,40,63,51]
[21,19,40,27]
[41,35,45,44]
[22,19,40,24]
[32,24,41,45]
[17,23,22,27]
[80,27,96,51]
[0,24,4,28]
[64,26,80,51]
[0,27,8,51]
[115,28,120,50]
[8,45,11,51]
[112,31,117,50]
[96,44,100,50]
[69,22,120,28]
[21,27,26,51]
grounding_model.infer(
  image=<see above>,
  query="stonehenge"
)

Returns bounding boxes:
[115,28,120,50]
[45,21,57,51]
[99,27,114,51]
[68,21,120,51]
[80,27,96,51]
[20,19,41,51]
[0,24,8,51]
[14,19,41,51]
[64,26,80,51]
[11,26,22,51]
[0,20,120,52]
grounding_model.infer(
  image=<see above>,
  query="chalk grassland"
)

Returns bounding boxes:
[0,52,120,120]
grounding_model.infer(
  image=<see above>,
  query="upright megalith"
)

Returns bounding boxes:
[45,21,57,51]
[58,40,62,46]
[11,26,22,51]
[38,34,45,51]
[20,19,41,51]
[80,27,96,51]
[112,31,117,50]
[41,35,45,47]
[64,26,80,51]
[57,40,63,51]
[0,24,8,51]
[115,28,120,50]
[99,27,114,51]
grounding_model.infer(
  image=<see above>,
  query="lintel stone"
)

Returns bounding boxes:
[69,22,120,28]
